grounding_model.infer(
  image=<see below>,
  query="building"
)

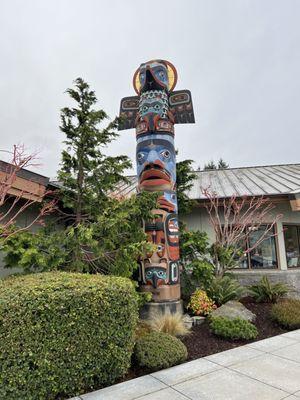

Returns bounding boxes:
[120,163,300,293]
[1,161,300,293]
[0,160,59,277]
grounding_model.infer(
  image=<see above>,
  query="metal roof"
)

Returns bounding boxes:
[0,160,49,186]
[114,163,300,200]
[190,163,300,199]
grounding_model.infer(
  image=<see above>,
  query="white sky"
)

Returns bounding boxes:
[0,0,299,178]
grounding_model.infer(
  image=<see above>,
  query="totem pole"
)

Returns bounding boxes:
[119,60,195,307]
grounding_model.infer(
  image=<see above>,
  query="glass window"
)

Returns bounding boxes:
[236,225,277,269]
[248,227,277,269]
[283,225,300,268]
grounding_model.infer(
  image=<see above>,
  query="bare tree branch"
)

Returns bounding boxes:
[201,187,282,276]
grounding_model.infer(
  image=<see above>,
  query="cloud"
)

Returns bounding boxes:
[0,0,299,177]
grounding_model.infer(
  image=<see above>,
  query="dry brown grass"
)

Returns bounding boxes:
[135,321,152,339]
[146,311,190,337]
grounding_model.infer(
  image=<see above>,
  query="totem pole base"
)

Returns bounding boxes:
[140,300,183,320]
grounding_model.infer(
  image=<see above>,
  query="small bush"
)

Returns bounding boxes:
[206,276,244,306]
[134,331,187,370]
[0,272,139,400]
[248,276,289,303]
[187,289,216,316]
[271,299,300,330]
[210,316,258,340]
[147,311,190,337]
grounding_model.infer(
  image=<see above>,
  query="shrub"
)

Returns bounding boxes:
[271,299,300,330]
[0,272,139,400]
[206,276,244,306]
[147,311,190,337]
[187,289,216,316]
[248,276,289,303]
[180,228,214,300]
[210,316,258,340]
[134,331,187,370]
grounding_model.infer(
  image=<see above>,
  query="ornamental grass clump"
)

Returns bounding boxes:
[0,272,139,400]
[134,331,187,371]
[209,316,258,340]
[147,311,190,337]
[188,289,216,316]
[271,299,300,330]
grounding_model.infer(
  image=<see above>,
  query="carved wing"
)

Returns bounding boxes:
[118,96,139,130]
[169,90,195,124]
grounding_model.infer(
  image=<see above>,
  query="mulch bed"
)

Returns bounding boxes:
[122,299,287,382]
[182,300,287,360]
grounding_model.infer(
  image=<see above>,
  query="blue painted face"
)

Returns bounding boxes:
[139,61,169,92]
[136,139,176,191]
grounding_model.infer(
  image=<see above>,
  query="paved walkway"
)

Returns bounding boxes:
[71,330,300,400]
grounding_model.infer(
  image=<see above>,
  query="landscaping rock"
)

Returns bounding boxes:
[192,316,206,326]
[183,314,193,329]
[211,300,256,322]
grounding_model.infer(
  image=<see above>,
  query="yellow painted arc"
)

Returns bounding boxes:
[133,60,177,94]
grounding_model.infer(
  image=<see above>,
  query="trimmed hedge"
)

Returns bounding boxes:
[271,299,300,330]
[210,316,258,340]
[134,331,187,370]
[0,272,139,400]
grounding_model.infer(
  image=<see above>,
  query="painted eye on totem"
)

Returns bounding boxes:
[161,150,171,159]
[157,271,165,278]
[154,104,161,111]
[146,271,153,278]
[171,194,176,200]
[137,152,145,161]
[142,105,148,113]
[159,71,165,79]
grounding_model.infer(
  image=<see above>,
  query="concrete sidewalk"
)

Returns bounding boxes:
[71,330,300,400]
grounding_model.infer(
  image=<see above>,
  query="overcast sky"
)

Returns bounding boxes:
[0,0,299,178]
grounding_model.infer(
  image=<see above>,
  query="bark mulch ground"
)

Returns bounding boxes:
[182,300,287,360]
[123,300,287,382]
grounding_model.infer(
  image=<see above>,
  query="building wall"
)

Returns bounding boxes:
[181,199,300,294]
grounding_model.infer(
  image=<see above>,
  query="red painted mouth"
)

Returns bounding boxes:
[158,196,176,213]
[140,168,171,188]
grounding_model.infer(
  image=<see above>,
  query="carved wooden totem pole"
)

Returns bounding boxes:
[119,60,195,308]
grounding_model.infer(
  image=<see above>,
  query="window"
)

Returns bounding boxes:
[237,225,278,269]
[283,225,300,268]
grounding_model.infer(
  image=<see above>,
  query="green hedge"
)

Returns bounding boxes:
[0,272,139,400]
[134,331,188,370]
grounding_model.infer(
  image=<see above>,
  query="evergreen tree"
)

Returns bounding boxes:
[3,78,157,274]
[203,159,229,170]
[203,160,217,170]
[217,158,229,169]
[176,159,197,215]
[58,78,131,223]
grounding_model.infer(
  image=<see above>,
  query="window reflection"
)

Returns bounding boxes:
[236,226,277,269]
[249,228,277,269]
[283,225,300,268]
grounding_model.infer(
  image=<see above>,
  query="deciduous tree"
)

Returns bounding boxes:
[0,145,55,241]
[202,188,282,276]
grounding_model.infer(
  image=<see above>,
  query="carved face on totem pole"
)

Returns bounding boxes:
[136,137,176,191]
[119,59,195,302]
